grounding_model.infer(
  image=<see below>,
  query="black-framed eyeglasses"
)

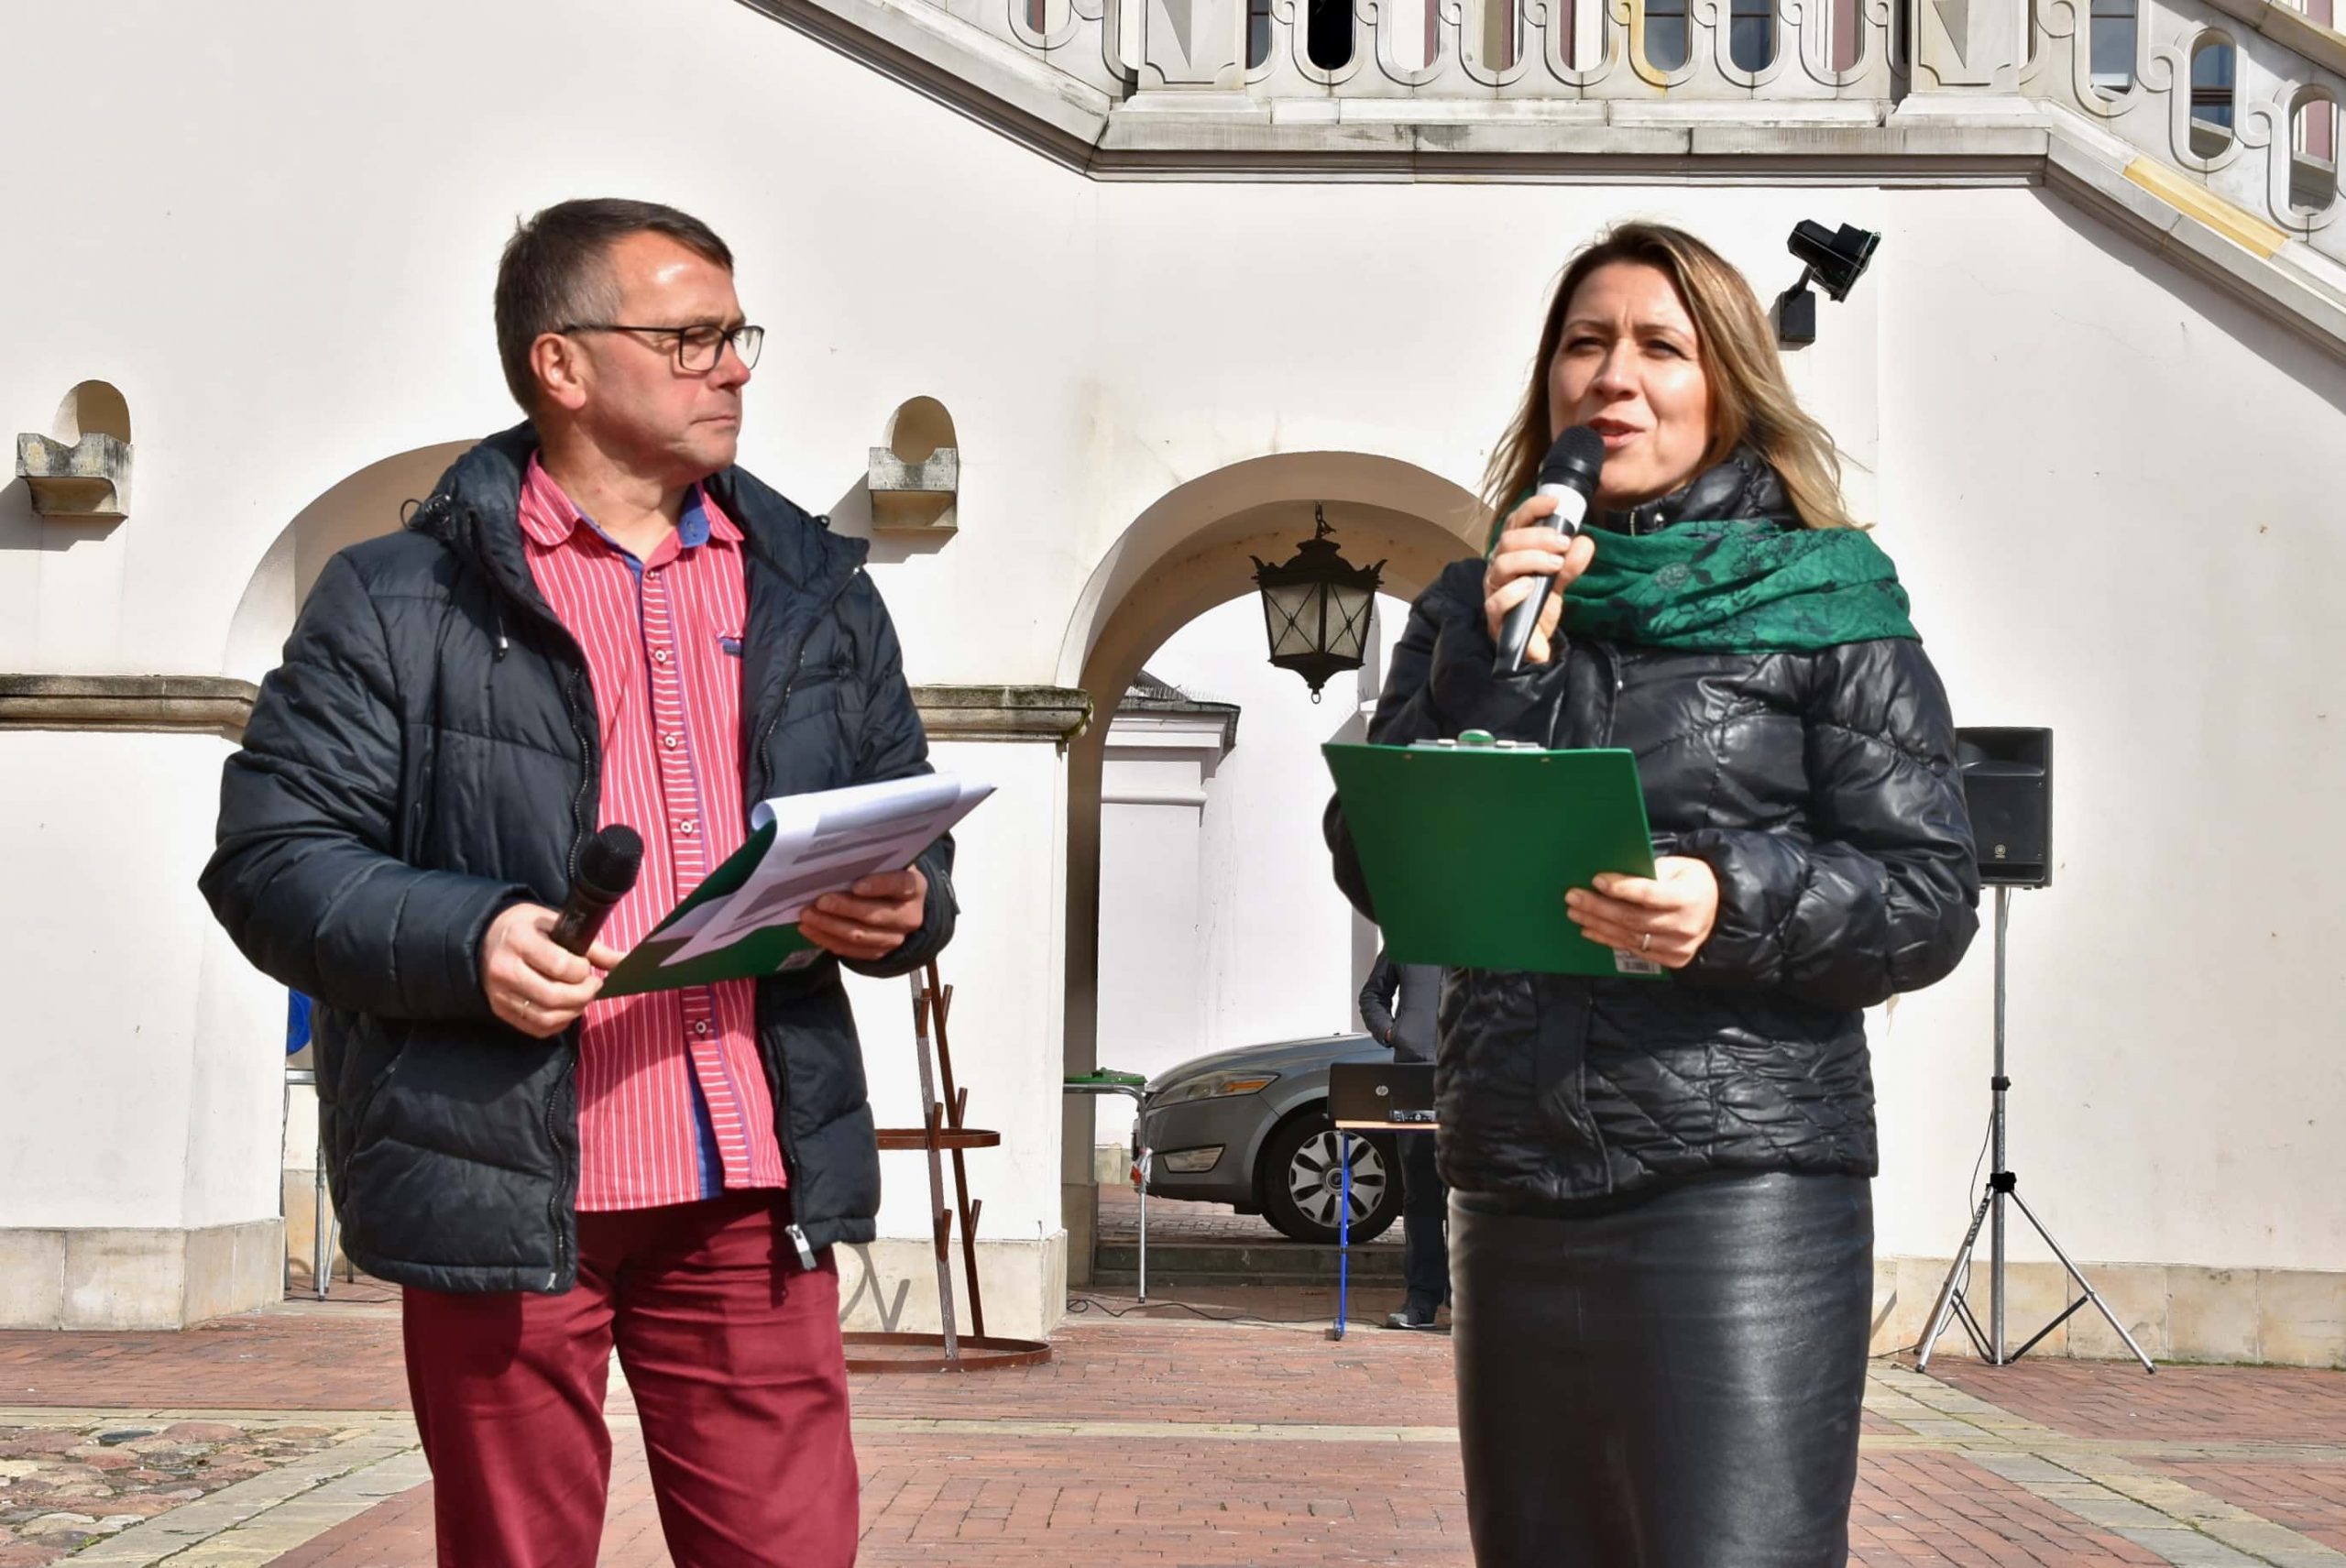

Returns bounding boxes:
[558,322,764,372]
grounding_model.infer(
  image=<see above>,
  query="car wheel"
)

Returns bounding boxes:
[1258,1107,1400,1245]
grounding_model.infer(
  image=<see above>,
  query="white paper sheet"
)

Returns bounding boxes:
[657,773,992,968]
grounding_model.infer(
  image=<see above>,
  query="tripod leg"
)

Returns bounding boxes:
[1917,1192,1994,1372]
[2006,1189,2156,1374]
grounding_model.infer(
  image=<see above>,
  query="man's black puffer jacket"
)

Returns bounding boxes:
[201,424,956,1292]
[1326,453,1979,1203]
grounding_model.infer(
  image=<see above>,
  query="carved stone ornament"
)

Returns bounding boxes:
[869,445,961,532]
[16,432,131,521]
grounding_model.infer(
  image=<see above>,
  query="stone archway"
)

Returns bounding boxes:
[212,438,474,1284]
[223,441,474,682]
[1053,451,1486,1277]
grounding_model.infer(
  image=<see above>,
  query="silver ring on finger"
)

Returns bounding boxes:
[1639,931,1653,953]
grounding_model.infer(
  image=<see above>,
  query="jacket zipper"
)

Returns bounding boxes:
[561,669,596,883]
[749,576,857,1255]
[752,642,813,797]
[543,1051,576,1290]
[1595,641,1623,747]
[784,1223,818,1270]
[474,507,597,1293]
[545,666,598,1288]
[756,638,822,1211]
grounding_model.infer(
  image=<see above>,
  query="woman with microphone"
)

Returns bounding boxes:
[1326,222,1979,1567]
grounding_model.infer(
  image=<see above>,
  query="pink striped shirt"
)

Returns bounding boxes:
[519,455,788,1212]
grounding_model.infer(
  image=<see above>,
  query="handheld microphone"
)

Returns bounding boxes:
[1495,425,1607,675]
[550,824,643,957]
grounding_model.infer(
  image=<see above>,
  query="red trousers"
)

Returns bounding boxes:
[400,1190,857,1568]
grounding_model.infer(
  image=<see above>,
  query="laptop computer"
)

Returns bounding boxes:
[1329,1060,1438,1131]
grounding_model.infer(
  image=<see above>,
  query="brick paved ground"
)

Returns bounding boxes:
[0,1310,405,1411]
[2143,1460,2346,1554]
[2,1296,2341,1566]
[1928,1358,2346,1446]
[1851,1453,2170,1565]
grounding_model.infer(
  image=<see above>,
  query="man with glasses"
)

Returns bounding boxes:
[202,198,954,1567]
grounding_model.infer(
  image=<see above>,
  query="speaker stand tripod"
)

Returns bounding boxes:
[1915,888,2154,1374]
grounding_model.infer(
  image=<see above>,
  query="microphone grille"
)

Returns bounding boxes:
[577,824,644,901]
[1539,426,1607,488]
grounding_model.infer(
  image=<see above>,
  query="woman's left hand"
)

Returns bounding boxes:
[1564,857,1720,970]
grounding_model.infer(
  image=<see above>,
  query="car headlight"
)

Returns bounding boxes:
[1153,1069,1279,1106]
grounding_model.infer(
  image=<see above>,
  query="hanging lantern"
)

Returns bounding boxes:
[1251,505,1385,702]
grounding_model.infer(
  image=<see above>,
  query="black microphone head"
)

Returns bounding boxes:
[576,825,643,903]
[1539,426,1608,492]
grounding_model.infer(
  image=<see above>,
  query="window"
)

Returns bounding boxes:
[1831,0,1862,72]
[1646,0,1689,69]
[2088,0,2134,93]
[1306,0,1353,68]
[1479,0,1521,68]
[2290,92,2339,213]
[1728,0,1773,68]
[2188,37,2235,157]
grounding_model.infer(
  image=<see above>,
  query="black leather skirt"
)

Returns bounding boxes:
[1451,1172,1872,1568]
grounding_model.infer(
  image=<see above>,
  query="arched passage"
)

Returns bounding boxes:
[211,439,475,1278]
[223,441,474,682]
[1054,452,1486,1277]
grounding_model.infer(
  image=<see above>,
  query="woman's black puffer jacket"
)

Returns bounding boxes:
[1326,454,1979,1203]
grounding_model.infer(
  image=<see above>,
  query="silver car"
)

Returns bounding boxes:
[1135,1033,1403,1245]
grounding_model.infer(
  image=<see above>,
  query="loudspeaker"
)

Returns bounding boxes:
[1956,727,2052,887]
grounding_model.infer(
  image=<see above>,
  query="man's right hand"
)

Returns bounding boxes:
[481,904,623,1038]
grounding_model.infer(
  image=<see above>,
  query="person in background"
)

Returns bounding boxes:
[1360,944,1448,1331]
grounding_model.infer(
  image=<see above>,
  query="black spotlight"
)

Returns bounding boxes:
[1776,221,1880,346]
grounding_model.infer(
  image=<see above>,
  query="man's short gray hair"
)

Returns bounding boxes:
[493,199,735,412]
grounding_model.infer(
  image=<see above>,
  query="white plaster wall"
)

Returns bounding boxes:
[1865,197,2346,1274]
[1149,599,1380,1057]
[840,738,1068,1248]
[0,0,2337,1277]
[0,732,278,1230]
[1097,795,1209,1077]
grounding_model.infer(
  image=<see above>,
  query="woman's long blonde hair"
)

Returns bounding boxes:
[1479,222,1855,532]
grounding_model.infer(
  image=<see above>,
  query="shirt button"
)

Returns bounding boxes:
[662,733,679,751]
[652,648,670,665]
[677,819,697,836]
[692,1021,710,1037]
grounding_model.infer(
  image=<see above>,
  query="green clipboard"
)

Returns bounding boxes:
[1323,739,1663,980]
[597,819,814,998]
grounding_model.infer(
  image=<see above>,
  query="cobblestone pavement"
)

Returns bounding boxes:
[0,1288,2339,1566]
[0,1418,347,1562]
[1096,1187,1310,1244]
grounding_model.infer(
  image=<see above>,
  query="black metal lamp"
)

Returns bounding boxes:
[1776,220,1880,346]
[1250,505,1385,702]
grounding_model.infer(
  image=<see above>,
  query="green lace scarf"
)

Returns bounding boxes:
[1494,512,1918,652]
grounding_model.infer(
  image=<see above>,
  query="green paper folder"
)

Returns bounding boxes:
[1323,740,1663,980]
